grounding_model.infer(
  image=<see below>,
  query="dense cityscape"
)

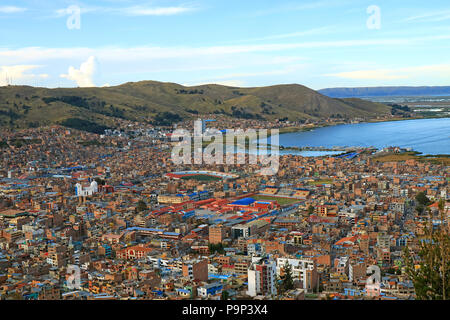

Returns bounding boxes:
[0,116,448,301]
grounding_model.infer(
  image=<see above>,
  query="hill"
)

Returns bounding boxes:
[0,81,392,132]
[318,86,450,98]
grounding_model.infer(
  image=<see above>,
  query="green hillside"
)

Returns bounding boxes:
[0,81,392,131]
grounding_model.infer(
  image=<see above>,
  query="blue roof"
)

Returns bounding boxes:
[176,289,191,294]
[163,232,180,236]
[126,227,163,233]
[231,197,255,206]
[209,274,231,280]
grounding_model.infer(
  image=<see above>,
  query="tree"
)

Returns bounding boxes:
[277,261,294,296]
[307,205,314,215]
[415,192,431,207]
[152,112,182,126]
[208,243,225,254]
[416,204,425,215]
[136,200,148,213]
[221,290,230,300]
[403,200,449,300]
[94,178,106,186]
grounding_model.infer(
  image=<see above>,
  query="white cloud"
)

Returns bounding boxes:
[0,6,27,13]
[251,0,351,17]
[54,6,96,18]
[2,34,450,87]
[53,4,196,18]
[2,34,450,65]
[123,6,195,16]
[0,65,44,86]
[402,10,450,23]
[326,64,450,80]
[233,27,335,44]
[60,56,97,87]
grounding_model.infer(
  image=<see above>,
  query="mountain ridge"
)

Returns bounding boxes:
[0,81,392,132]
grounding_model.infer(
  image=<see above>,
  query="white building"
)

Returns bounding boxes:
[231,225,251,239]
[276,258,318,292]
[75,180,98,197]
[247,256,277,297]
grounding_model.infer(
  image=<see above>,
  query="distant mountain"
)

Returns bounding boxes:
[318,86,450,98]
[0,81,391,132]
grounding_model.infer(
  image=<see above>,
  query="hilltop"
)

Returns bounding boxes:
[0,81,392,132]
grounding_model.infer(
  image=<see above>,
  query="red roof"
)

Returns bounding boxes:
[335,236,357,246]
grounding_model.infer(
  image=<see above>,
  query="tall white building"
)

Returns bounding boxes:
[75,180,98,197]
[247,256,277,297]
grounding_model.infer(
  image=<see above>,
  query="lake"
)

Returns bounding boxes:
[269,118,450,156]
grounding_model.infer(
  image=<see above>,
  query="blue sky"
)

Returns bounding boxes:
[1,0,450,89]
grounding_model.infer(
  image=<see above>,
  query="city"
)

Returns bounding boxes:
[0,116,448,301]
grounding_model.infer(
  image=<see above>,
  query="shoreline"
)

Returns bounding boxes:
[269,116,450,158]
[276,115,450,137]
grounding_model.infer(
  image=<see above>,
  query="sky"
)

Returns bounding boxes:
[1,0,450,89]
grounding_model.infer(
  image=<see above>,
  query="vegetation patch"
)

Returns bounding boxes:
[308,179,333,186]
[60,118,111,134]
[9,138,41,148]
[77,140,108,147]
[372,152,450,165]
[180,174,222,181]
[152,112,183,126]
[253,195,300,205]
[0,140,9,149]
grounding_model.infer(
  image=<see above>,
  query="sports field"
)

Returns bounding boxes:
[253,195,300,205]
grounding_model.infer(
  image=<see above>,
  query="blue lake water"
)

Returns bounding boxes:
[269,118,450,155]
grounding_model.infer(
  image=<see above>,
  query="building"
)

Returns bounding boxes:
[116,246,153,260]
[231,224,251,239]
[377,232,391,248]
[247,243,262,256]
[276,258,319,292]
[75,180,98,197]
[157,194,187,204]
[349,261,367,282]
[197,282,223,298]
[231,220,269,239]
[209,225,226,244]
[247,256,277,297]
[182,259,208,282]
[334,256,349,276]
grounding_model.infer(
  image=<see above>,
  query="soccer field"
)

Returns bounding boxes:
[253,195,300,205]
